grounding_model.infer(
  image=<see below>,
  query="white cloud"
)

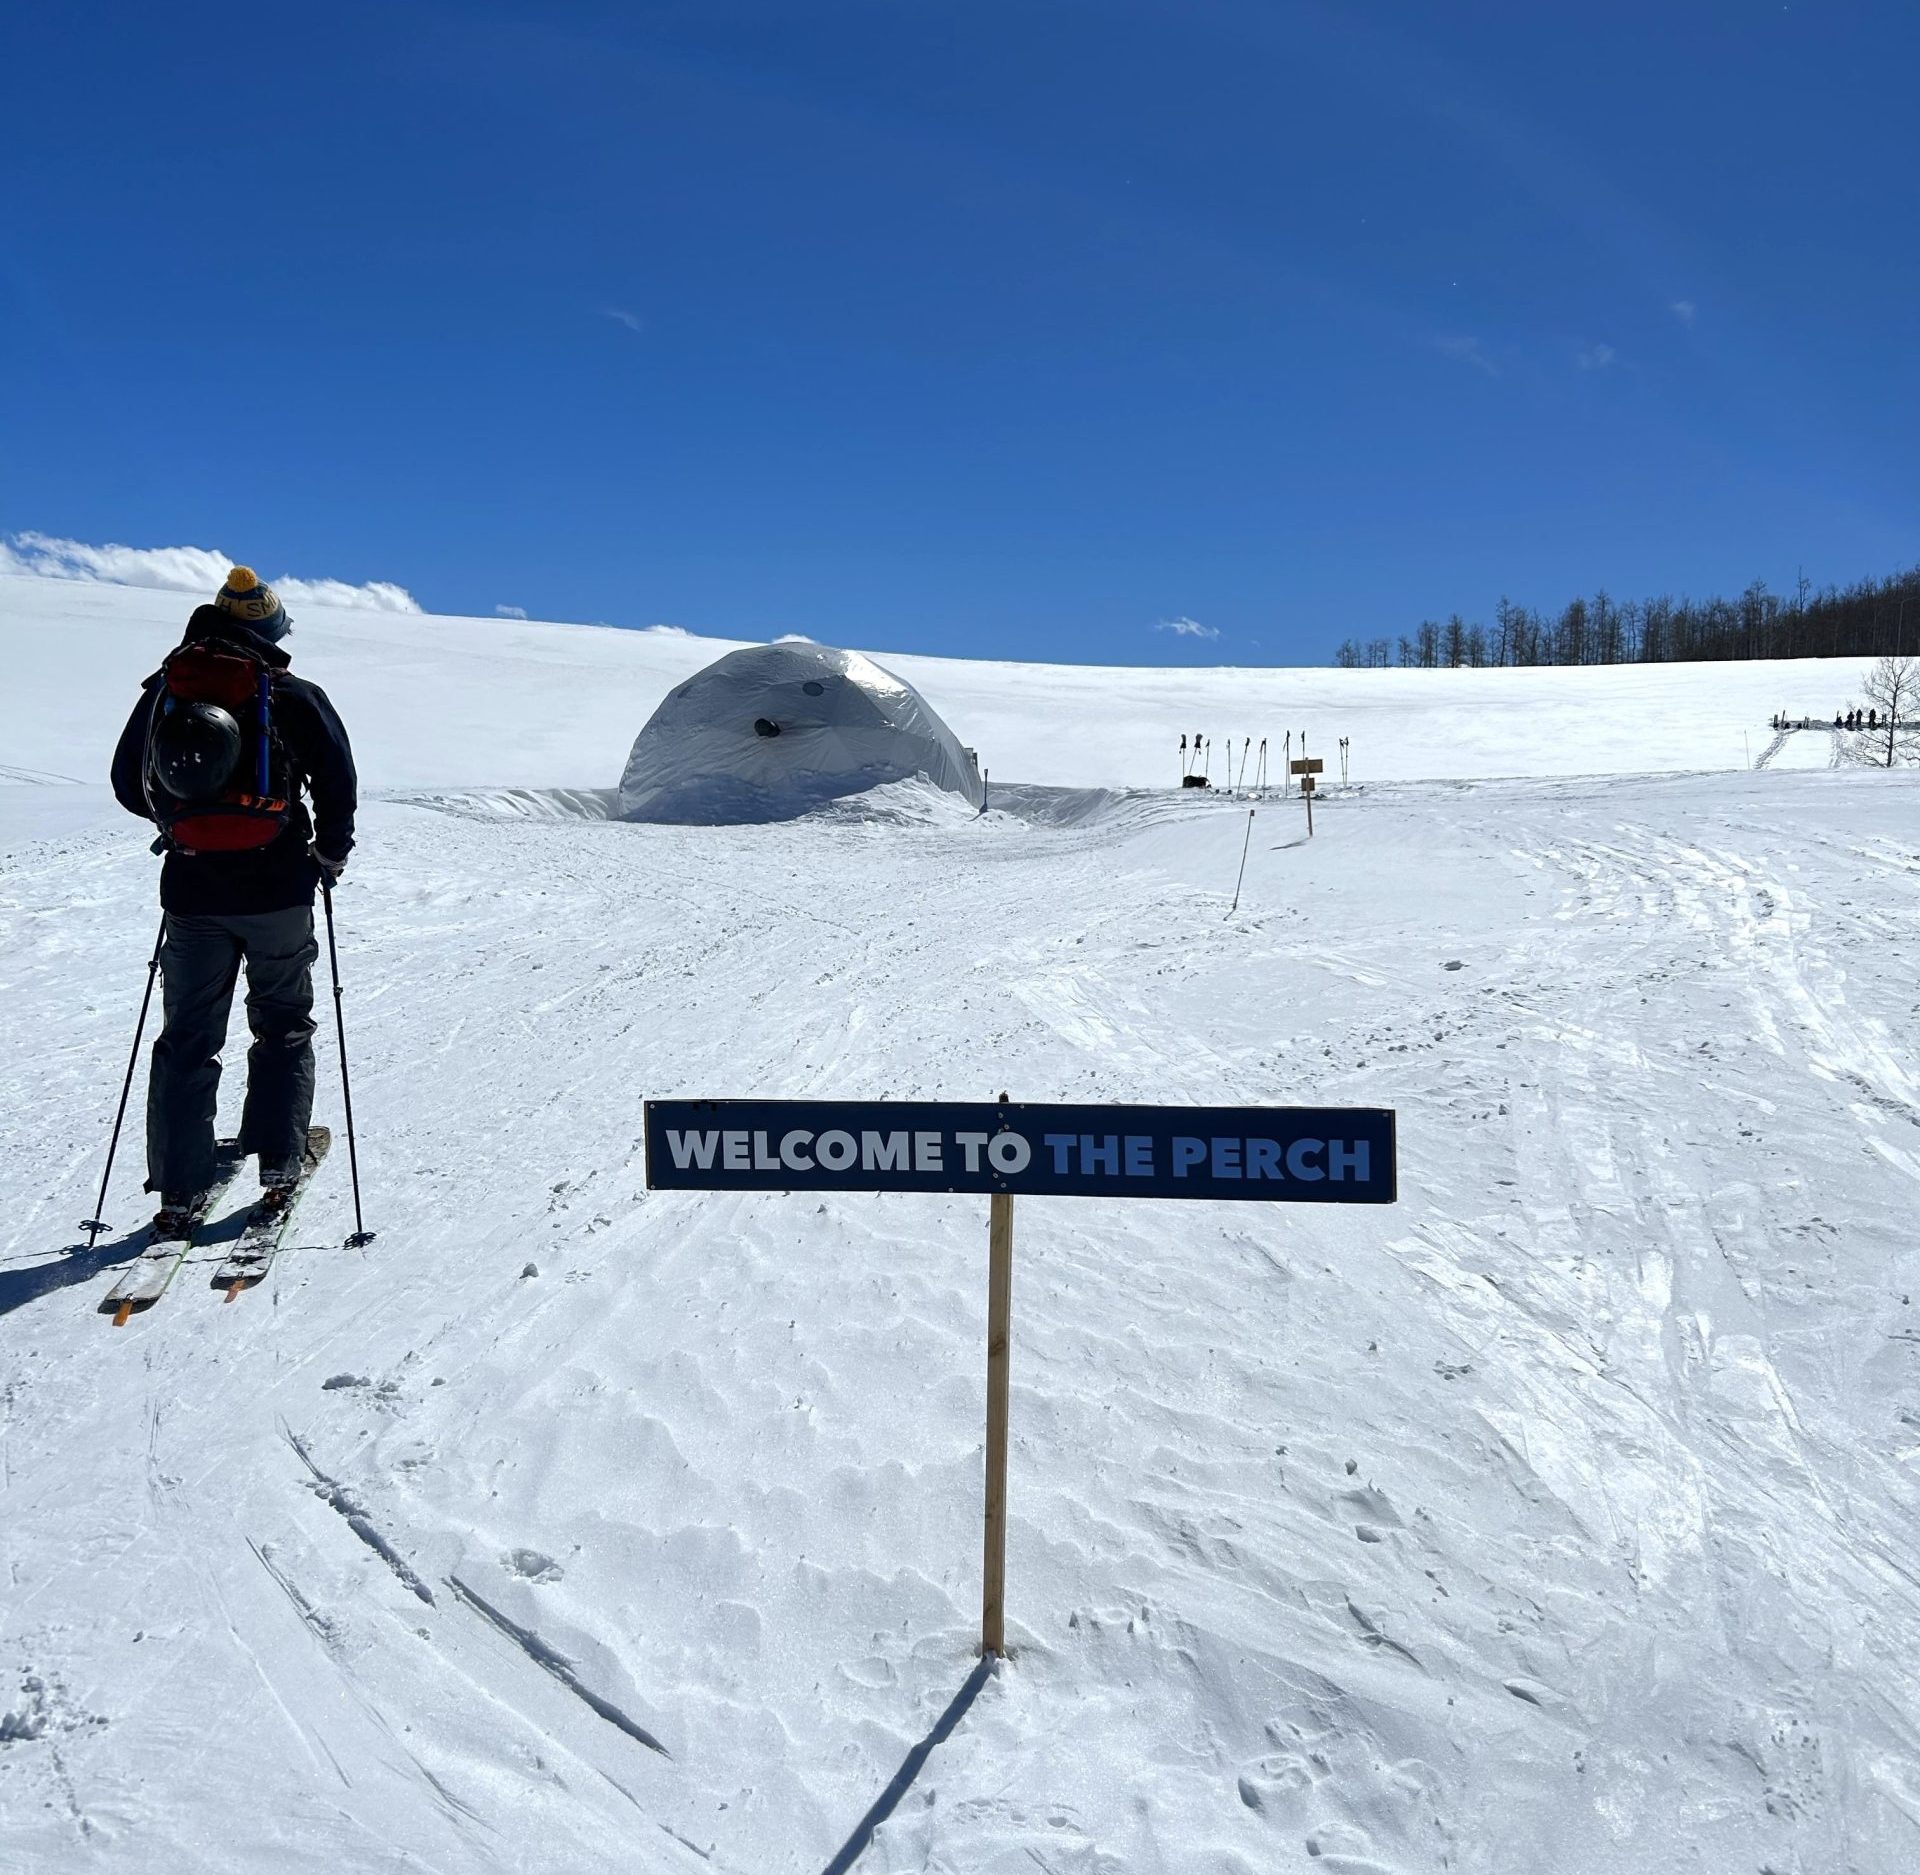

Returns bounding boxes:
[773,632,816,643]
[1577,343,1617,370]
[495,604,529,619]
[0,532,421,612]
[1669,299,1697,325]
[0,533,232,591]
[276,576,421,613]
[643,623,692,637]
[1433,334,1498,377]
[1155,616,1220,640]
[600,307,644,334]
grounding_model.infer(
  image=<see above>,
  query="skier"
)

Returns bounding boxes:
[110,567,357,1236]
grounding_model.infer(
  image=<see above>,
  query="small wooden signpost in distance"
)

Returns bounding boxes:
[1291,756,1324,835]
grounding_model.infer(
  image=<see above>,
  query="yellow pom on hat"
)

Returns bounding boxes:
[226,566,258,592]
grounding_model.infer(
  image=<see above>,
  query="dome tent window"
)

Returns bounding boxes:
[617,642,984,823]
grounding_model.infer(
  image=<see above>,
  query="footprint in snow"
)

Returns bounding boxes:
[504,1548,564,1584]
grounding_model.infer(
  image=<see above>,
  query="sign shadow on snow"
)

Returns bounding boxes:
[818,1657,995,1875]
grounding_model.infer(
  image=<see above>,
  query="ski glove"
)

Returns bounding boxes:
[310,844,348,882]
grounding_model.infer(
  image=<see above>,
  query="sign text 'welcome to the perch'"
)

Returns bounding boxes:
[644,1100,1396,1204]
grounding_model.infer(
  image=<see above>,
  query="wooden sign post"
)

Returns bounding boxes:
[644,1096,1398,1660]
[1291,757,1324,836]
[982,1190,1014,1656]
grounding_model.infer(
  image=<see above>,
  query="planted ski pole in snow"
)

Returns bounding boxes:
[321,879,376,1248]
[645,1096,1396,1659]
[1226,809,1256,918]
[80,914,167,1247]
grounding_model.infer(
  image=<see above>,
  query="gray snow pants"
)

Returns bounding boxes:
[145,906,319,1198]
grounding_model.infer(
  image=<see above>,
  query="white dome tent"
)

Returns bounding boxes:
[617,641,985,823]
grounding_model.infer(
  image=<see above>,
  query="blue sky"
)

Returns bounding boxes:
[3,1,1915,664]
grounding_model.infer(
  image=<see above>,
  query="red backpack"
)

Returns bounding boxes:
[144,639,295,854]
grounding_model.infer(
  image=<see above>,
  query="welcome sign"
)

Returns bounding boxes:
[644,1099,1396,1204]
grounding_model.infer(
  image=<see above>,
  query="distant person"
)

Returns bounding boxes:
[110,568,358,1235]
[1870,708,1880,730]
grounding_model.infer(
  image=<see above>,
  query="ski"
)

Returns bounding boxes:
[100,1141,248,1326]
[214,1127,332,1301]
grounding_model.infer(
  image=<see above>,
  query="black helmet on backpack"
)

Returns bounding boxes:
[148,698,243,801]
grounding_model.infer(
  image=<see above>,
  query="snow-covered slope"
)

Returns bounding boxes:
[0,573,1882,792]
[3,576,1918,1874]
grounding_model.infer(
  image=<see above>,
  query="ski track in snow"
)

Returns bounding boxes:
[3,636,1920,1867]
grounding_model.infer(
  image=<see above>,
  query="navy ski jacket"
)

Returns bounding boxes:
[112,607,359,916]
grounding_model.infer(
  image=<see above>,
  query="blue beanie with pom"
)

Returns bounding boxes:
[212,566,290,641]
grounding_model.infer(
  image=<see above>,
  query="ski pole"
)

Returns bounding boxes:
[80,915,167,1247]
[321,878,376,1248]
[1226,809,1256,918]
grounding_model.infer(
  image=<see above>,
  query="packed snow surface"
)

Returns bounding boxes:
[2,577,1918,1873]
